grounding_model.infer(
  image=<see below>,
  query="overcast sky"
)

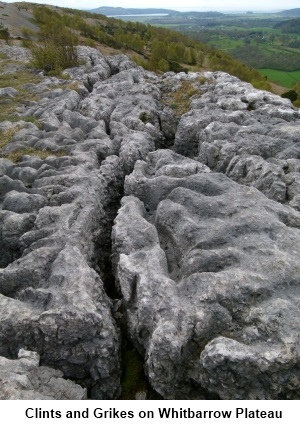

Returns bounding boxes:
[3,0,300,11]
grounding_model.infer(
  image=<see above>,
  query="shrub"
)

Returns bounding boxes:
[157,59,170,72]
[0,24,9,44]
[281,89,298,102]
[294,99,300,107]
[30,7,79,75]
[163,80,201,116]
[139,112,148,123]
[31,40,79,75]
[252,80,272,91]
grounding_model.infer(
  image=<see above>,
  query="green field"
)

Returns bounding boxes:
[259,69,300,88]
[206,36,244,51]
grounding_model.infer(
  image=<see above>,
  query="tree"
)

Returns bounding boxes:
[30,7,79,74]
[157,59,169,72]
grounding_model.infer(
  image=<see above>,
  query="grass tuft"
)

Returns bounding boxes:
[0,67,42,123]
[164,80,202,116]
[0,125,22,149]
[3,148,68,163]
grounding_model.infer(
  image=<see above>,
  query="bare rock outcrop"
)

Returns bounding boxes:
[173,72,300,209]
[0,349,86,400]
[2,46,300,400]
[0,153,123,399]
[113,149,300,399]
[0,47,172,399]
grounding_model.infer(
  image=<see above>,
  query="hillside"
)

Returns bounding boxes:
[274,17,300,33]
[93,7,224,18]
[0,1,39,37]
[279,8,300,16]
[89,7,178,15]
[0,1,270,93]
[133,8,300,88]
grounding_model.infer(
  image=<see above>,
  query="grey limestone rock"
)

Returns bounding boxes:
[66,46,111,91]
[0,175,27,197]
[0,46,32,62]
[172,71,300,209]
[106,54,137,74]
[0,349,86,400]
[0,159,13,176]
[21,89,81,119]
[0,166,122,398]
[2,48,300,401]
[113,149,300,399]
[6,165,38,187]
[2,191,47,213]
[0,87,18,98]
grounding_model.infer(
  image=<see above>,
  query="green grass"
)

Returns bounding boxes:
[3,148,68,163]
[0,64,42,122]
[162,80,202,116]
[0,125,22,149]
[259,68,300,88]
[0,124,68,162]
[208,36,244,51]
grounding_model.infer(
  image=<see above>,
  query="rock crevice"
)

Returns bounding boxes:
[1,46,300,399]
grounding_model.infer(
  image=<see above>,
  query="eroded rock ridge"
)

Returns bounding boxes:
[1,46,300,399]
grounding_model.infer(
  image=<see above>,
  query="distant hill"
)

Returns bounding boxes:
[275,18,300,33]
[278,8,300,16]
[89,7,178,16]
[89,7,224,18]
[0,2,267,90]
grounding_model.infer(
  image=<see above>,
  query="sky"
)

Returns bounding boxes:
[3,0,300,12]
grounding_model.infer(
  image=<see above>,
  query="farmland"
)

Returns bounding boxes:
[259,69,300,87]
[107,10,300,89]
[166,14,300,88]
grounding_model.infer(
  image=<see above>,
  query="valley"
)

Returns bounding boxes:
[101,8,300,89]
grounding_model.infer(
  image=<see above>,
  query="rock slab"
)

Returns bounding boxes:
[113,149,300,399]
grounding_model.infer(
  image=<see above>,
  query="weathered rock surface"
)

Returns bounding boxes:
[0,46,172,399]
[173,72,300,209]
[0,45,32,62]
[113,149,300,399]
[0,87,18,98]
[1,45,300,400]
[0,349,86,400]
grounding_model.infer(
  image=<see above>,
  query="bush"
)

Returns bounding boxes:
[0,24,9,44]
[157,59,169,72]
[281,89,298,102]
[30,7,79,75]
[31,41,78,75]
[252,80,272,91]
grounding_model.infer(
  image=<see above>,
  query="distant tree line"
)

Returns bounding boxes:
[275,18,300,34]
[21,4,268,88]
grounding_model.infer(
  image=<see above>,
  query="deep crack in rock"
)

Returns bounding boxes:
[1,46,300,400]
